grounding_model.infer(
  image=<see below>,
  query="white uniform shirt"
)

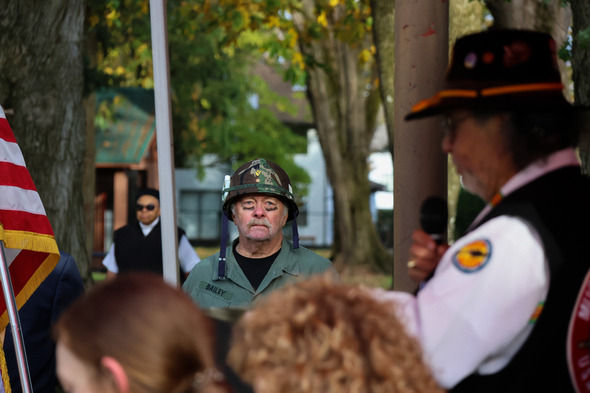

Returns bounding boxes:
[102,217,200,274]
[381,148,581,389]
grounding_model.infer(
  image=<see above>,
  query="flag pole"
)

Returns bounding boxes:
[149,0,180,287]
[0,242,32,393]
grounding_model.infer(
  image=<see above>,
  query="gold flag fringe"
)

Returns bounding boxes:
[0,254,59,331]
[1,229,60,255]
[0,228,60,331]
[0,344,12,393]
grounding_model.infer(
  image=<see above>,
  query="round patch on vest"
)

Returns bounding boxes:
[567,270,590,393]
[452,239,492,273]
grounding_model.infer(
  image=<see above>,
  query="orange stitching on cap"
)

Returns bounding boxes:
[438,89,479,98]
[409,83,564,114]
[481,82,563,96]
[411,89,477,112]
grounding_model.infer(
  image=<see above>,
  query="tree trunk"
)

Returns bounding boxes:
[293,0,392,272]
[571,0,590,173]
[486,0,571,38]
[370,0,395,158]
[0,0,90,283]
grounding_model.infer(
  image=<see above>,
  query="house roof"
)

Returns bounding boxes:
[95,88,156,166]
[252,61,314,129]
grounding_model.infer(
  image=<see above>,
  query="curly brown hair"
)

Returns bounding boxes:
[227,274,445,393]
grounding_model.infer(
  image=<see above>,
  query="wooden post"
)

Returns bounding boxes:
[393,0,449,292]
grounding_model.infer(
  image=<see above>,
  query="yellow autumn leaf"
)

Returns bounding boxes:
[115,66,126,76]
[293,52,305,70]
[359,48,372,63]
[317,11,327,27]
[268,15,280,29]
[236,6,250,27]
[106,9,118,21]
[136,43,149,54]
[200,98,211,109]
[189,117,200,133]
[88,15,100,28]
[329,0,339,6]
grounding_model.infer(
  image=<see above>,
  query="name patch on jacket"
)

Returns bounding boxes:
[567,269,590,393]
[452,239,492,273]
[199,281,233,301]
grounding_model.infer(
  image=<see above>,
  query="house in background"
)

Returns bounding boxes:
[174,157,231,247]
[93,71,393,267]
[93,88,159,268]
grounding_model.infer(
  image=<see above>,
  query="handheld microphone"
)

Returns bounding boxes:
[420,196,448,245]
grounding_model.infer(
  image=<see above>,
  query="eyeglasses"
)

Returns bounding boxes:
[136,203,156,212]
[442,114,472,139]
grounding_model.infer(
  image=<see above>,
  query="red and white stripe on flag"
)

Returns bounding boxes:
[0,105,59,330]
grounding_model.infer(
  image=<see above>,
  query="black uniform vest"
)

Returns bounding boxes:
[451,166,590,393]
[114,221,184,276]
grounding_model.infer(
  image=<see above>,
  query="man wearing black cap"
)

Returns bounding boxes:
[102,187,201,280]
[381,29,590,392]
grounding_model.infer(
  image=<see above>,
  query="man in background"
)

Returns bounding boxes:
[102,188,200,281]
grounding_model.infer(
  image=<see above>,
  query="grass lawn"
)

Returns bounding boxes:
[197,246,392,289]
[93,246,392,289]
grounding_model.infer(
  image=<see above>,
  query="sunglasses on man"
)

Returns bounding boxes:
[136,203,157,212]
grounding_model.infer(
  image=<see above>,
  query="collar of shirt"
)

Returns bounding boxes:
[139,216,160,236]
[468,147,580,231]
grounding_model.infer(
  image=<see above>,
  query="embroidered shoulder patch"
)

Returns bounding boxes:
[452,239,492,273]
[567,270,590,393]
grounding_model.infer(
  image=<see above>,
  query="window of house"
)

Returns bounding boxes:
[178,190,221,241]
[297,202,308,226]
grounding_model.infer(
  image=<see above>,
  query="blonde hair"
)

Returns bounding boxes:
[53,273,230,393]
[228,274,444,393]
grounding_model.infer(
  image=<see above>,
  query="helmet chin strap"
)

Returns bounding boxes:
[217,213,229,280]
[292,219,299,249]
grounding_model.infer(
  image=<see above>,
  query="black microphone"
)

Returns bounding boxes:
[420,196,448,245]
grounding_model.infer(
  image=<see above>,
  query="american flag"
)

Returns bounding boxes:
[0,105,59,331]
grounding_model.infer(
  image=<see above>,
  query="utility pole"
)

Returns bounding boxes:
[393,1,449,292]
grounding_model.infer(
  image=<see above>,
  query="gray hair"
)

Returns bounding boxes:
[468,109,579,170]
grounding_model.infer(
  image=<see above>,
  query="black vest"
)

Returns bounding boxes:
[452,167,590,393]
[114,221,185,276]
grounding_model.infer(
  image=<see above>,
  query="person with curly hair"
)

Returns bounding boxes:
[227,274,444,393]
[53,273,232,393]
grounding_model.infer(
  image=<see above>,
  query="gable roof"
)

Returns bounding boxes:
[95,88,156,167]
[252,61,314,129]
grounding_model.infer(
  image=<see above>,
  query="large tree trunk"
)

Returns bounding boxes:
[486,0,572,38]
[293,1,391,272]
[571,0,590,173]
[370,0,395,159]
[0,0,90,283]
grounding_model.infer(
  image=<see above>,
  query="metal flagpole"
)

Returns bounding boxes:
[0,242,32,393]
[149,0,180,287]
